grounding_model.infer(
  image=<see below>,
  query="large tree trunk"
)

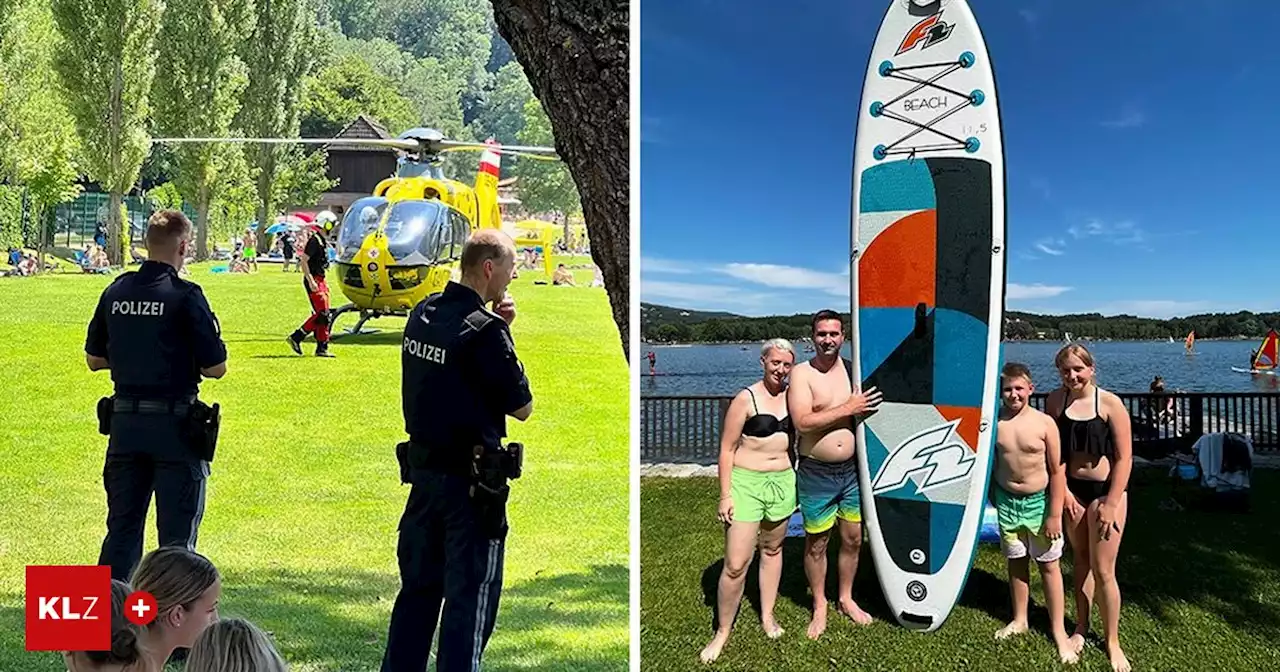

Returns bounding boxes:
[489,0,630,362]
[108,190,124,265]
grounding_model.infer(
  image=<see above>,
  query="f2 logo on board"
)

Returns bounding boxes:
[870,420,975,495]
[896,11,954,55]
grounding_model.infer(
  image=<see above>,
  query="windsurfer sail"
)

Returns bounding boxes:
[1184,331,1196,355]
[1249,329,1279,371]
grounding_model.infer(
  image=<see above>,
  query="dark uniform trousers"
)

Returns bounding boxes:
[98,407,208,583]
[382,468,506,672]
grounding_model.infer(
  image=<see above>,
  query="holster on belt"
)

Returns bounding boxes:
[469,442,524,539]
[96,396,114,436]
[395,441,411,484]
[182,400,221,463]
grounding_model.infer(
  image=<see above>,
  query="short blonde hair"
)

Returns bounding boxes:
[185,618,287,672]
[760,338,794,359]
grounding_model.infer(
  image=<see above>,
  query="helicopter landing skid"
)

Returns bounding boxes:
[328,304,383,339]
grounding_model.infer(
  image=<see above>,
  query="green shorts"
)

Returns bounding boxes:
[993,484,1062,562]
[729,466,797,523]
[243,247,255,259]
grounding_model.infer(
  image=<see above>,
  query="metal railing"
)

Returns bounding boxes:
[640,392,1280,464]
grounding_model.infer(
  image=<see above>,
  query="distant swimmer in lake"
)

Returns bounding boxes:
[1045,344,1133,672]
[700,338,797,663]
[787,310,881,639]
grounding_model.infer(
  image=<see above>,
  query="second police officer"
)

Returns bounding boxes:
[84,210,228,584]
[381,228,534,672]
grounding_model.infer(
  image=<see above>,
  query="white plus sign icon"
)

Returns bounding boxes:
[131,599,150,619]
[125,590,157,625]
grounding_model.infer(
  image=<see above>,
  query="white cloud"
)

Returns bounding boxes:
[1067,219,1147,247]
[1088,300,1213,320]
[718,262,848,296]
[1101,105,1146,129]
[1007,283,1072,300]
[641,256,696,274]
[1034,238,1065,256]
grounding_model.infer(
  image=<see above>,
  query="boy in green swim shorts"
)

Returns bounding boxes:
[994,363,1080,664]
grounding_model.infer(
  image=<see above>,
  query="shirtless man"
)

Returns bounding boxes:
[786,309,881,639]
[993,362,1079,664]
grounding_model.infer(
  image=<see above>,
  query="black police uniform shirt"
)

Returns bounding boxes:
[402,281,532,469]
[85,260,227,400]
[305,232,328,279]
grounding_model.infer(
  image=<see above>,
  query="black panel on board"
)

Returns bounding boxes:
[928,158,992,325]
[865,308,933,405]
[877,496,934,573]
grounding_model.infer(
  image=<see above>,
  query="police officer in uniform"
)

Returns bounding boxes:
[382,228,533,672]
[85,210,227,583]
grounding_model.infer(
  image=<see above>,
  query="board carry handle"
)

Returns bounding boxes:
[914,302,927,338]
[899,611,934,629]
[908,0,942,16]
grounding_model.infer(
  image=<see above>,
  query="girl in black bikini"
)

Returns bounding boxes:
[1045,343,1133,672]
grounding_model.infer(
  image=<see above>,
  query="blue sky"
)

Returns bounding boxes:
[639,0,1280,319]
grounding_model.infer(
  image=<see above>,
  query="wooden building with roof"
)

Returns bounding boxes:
[301,114,400,218]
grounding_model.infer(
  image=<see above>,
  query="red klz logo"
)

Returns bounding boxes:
[26,565,111,651]
[896,12,954,55]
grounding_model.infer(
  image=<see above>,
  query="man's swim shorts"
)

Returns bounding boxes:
[729,466,797,523]
[994,483,1062,563]
[796,456,861,534]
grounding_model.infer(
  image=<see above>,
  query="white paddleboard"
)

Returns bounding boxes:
[851,0,1005,633]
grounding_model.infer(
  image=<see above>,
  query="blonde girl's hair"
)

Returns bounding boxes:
[1054,343,1098,384]
[130,546,219,629]
[185,618,288,672]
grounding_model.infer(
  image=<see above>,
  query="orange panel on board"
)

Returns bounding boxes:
[859,210,936,309]
[935,405,982,452]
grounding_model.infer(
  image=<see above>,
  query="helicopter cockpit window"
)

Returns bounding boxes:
[384,200,448,265]
[448,210,470,261]
[337,197,388,262]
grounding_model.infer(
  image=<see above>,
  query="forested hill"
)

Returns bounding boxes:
[640,303,1280,344]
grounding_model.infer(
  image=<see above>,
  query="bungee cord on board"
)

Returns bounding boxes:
[869,51,985,160]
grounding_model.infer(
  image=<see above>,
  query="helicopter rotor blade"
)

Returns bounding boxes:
[437,146,561,161]
[150,137,423,151]
[436,139,559,156]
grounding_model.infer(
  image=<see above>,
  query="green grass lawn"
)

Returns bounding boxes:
[641,470,1280,671]
[0,261,628,671]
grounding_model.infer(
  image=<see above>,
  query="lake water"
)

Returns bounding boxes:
[640,340,1280,397]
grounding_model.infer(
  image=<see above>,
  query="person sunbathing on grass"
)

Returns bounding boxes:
[700,338,798,664]
[992,362,1079,664]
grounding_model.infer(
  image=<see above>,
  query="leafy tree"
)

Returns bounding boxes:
[153,0,253,259]
[51,0,164,265]
[491,0,629,359]
[299,53,418,137]
[236,0,315,248]
[514,97,580,220]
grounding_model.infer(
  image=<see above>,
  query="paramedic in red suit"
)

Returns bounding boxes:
[288,212,338,358]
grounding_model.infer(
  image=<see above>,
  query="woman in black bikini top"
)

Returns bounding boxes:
[1050,343,1133,672]
[741,388,794,439]
[703,338,797,663]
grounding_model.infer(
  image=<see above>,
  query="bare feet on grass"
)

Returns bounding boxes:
[699,631,729,664]
[837,597,873,626]
[994,620,1027,640]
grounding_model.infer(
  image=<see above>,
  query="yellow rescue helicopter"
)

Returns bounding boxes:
[151,127,560,335]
